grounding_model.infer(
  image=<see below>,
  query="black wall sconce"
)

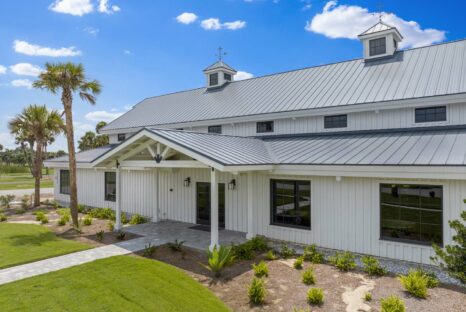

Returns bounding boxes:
[228,179,236,190]
[184,177,191,187]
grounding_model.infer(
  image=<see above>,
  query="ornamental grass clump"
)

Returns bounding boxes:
[252,261,268,278]
[57,215,69,226]
[280,244,295,259]
[364,292,372,301]
[302,268,316,285]
[380,295,405,312]
[361,255,387,276]
[329,251,356,272]
[303,245,324,263]
[265,250,278,261]
[248,277,266,305]
[83,215,93,226]
[398,270,428,298]
[294,256,304,269]
[143,243,157,257]
[306,288,324,305]
[204,245,234,278]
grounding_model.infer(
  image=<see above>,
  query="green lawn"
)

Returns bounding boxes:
[0,223,91,269]
[0,173,53,191]
[0,256,230,312]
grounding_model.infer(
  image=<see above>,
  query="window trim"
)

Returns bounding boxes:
[369,37,387,56]
[256,121,274,133]
[324,114,348,129]
[117,133,126,141]
[414,106,447,124]
[104,171,116,202]
[59,169,70,195]
[379,183,443,247]
[270,179,311,230]
[208,125,222,134]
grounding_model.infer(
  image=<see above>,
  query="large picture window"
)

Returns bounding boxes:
[60,170,70,195]
[380,184,443,245]
[271,180,311,229]
[105,172,116,202]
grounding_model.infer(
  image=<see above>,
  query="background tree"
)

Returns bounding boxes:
[34,63,101,226]
[9,105,63,206]
[77,121,109,151]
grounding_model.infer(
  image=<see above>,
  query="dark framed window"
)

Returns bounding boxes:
[369,37,386,56]
[224,73,232,82]
[415,106,446,123]
[271,180,311,229]
[105,172,116,202]
[117,133,126,141]
[380,184,443,246]
[209,73,218,86]
[257,121,274,133]
[208,125,222,134]
[60,170,70,195]
[324,114,347,129]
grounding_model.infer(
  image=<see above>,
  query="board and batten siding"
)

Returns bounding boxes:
[252,174,466,264]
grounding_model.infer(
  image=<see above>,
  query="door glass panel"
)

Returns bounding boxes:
[196,182,225,228]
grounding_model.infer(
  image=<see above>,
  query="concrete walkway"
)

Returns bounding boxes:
[0,188,53,197]
[0,236,156,286]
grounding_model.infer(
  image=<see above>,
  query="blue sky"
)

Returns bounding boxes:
[1,0,465,151]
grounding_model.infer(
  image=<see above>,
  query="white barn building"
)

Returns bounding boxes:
[45,22,466,265]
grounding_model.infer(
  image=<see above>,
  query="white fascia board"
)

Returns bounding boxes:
[99,94,466,135]
[44,161,101,169]
[120,160,208,168]
[272,165,466,180]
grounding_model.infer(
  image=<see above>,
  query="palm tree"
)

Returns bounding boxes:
[9,105,63,207]
[33,63,101,226]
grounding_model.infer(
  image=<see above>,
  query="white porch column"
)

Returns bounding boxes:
[115,162,122,231]
[210,168,219,250]
[152,168,159,222]
[246,171,255,239]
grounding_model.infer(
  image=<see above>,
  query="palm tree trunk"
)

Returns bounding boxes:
[33,141,43,207]
[62,88,79,227]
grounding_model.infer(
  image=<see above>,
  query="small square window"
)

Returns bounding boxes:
[209,73,219,86]
[324,115,347,129]
[369,37,386,56]
[117,134,126,141]
[224,73,232,82]
[208,125,222,134]
[257,121,274,133]
[415,106,447,123]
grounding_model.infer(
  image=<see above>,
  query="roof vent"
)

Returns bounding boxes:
[358,20,402,61]
[203,47,237,89]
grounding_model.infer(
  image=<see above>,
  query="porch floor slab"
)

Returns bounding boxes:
[125,220,247,250]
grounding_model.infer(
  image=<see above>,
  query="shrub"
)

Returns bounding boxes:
[40,216,49,224]
[83,215,93,226]
[249,236,268,252]
[306,288,324,305]
[51,200,60,209]
[280,244,295,259]
[77,204,87,213]
[265,250,277,261]
[361,256,387,276]
[21,195,30,209]
[143,243,157,257]
[364,292,372,301]
[248,277,266,305]
[88,207,114,219]
[432,210,466,284]
[253,261,269,278]
[116,231,126,240]
[35,211,46,222]
[380,295,405,312]
[303,245,325,263]
[204,245,235,277]
[0,195,15,208]
[121,213,129,224]
[129,214,148,225]
[398,270,428,298]
[416,268,439,288]
[231,242,255,260]
[302,268,316,285]
[96,230,104,242]
[329,251,356,272]
[56,208,70,217]
[0,214,7,222]
[15,208,26,214]
[57,215,69,226]
[168,239,185,252]
[107,221,114,231]
[294,256,304,269]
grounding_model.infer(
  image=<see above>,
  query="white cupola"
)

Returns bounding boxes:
[358,20,403,61]
[203,48,237,89]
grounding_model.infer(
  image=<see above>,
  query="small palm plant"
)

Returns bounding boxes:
[203,245,235,277]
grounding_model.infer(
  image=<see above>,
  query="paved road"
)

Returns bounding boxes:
[0,188,54,197]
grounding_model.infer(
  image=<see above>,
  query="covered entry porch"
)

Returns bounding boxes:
[91,128,274,249]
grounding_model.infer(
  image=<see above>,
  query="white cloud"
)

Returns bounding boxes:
[0,65,6,74]
[0,132,16,149]
[176,12,198,25]
[123,50,131,55]
[306,1,446,48]
[10,63,43,77]
[49,0,93,16]
[98,0,120,14]
[84,27,99,35]
[201,18,246,31]
[234,71,254,81]
[85,110,123,122]
[11,79,33,89]
[13,40,82,57]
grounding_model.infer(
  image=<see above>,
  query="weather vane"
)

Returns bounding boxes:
[376,2,384,22]
[216,46,227,61]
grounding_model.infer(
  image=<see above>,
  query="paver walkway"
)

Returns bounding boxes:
[0,236,157,286]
